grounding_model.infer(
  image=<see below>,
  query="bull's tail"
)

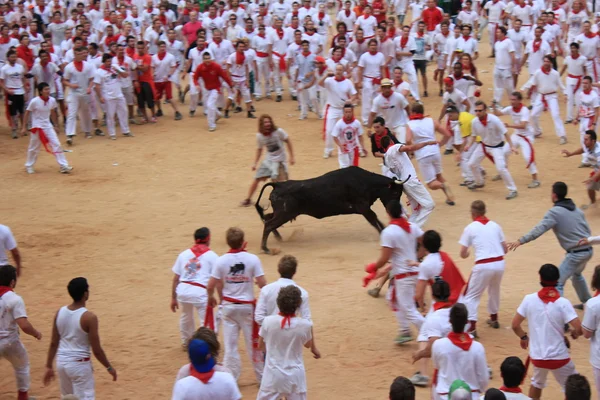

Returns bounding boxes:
[255,182,276,222]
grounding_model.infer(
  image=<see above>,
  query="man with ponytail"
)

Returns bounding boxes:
[170,227,220,346]
[257,285,314,400]
[511,263,582,400]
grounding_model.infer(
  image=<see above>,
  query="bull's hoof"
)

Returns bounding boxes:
[273,231,283,241]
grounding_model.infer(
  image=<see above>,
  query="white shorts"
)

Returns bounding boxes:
[121,86,134,106]
[391,125,407,143]
[417,153,442,183]
[531,360,577,390]
[228,79,251,103]
[57,359,95,400]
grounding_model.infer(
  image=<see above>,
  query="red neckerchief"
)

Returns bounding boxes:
[40,59,49,67]
[318,65,327,74]
[0,286,13,297]
[499,386,523,393]
[276,28,284,40]
[146,7,153,12]
[213,38,222,46]
[305,31,315,36]
[416,31,424,38]
[513,103,523,113]
[355,37,365,44]
[101,64,112,73]
[117,55,125,65]
[582,87,593,95]
[368,50,377,55]
[453,72,463,80]
[479,115,488,126]
[400,35,408,48]
[533,39,541,52]
[409,113,424,120]
[541,66,551,75]
[73,60,83,72]
[301,50,311,57]
[474,216,489,225]
[519,2,526,6]
[595,290,600,297]
[190,243,210,258]
[441,31,449,37]
[388,27,396,38]
[228,243,247,253]
[261,127,273,136]
[235,51,245,65]
[245,27,253,34]
[462,35,470,41]
[126,47,135,57]
[292,10,298,16]
[38,5,45,11]
[332,55,342,63]
[157,51,167,60]
[258,32,266,38]
[0,35,10,44]
[49,45,54,53]
[393,78,403,85]
[168,39,175,45]
[538,286,560,303]
[433,301,453,311]
[389,217,411,233]
[382,90,392,99]
[447,332,473,350]
[279,312,294,328]
[343,116,355,124]
[334,76,345,82]
[586,32,596,39]
[344,9,351,17]
[318,11,324,20]
[189,365,215,384]
[572,53,580,60]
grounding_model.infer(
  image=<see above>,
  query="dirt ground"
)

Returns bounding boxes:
[2,36,600,400]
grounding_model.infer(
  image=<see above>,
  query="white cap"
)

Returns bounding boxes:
[451,388,472,400]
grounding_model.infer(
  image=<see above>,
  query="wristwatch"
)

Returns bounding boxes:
[520,334,528,341]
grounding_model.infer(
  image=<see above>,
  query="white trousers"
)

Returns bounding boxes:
[228,80,252,103]
[221,304,264,382]
[0,339,30,392]
[461,142,481,181]
[391,125,407,143]
[288,66,298,96]
[400,63,420,100]
[488,22,498,48]
[469,143,517,191]
[25,126,68,168]
[255,60,271,97]
[361,78,379,124]
[90,91,103,120]
[57,359,95,400]
[179,301,207,344]
[566,77,583,121]
[205,89,220,130]
[531,361,577,390]
[403,178,435,227]
[257,391,306,400]
[391,276,425,333]
[271,57,284,96]
[593,366,600,400]
[493,67,514,104]
[298,84,319,118]
[66,94,92,136]
[511,133,537,175]
[324,105,343,153]
[587,59,600,82]
[463,264,504,322]
[189,75,207,112]
[105,97,130,137]
[530,93,566,137]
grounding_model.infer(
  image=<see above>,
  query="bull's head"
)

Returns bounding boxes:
[380,175,410,205]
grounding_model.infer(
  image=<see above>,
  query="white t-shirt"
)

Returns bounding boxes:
[484,0,506,23]
[470,114,507,146]
[358,52,385,78]
[112,56,136,88]
[63,61,95,96]
[332,118,363,153]
[212,252,264,302]
[579,89,600,118]
[564,55,587,76]
[384,143,418,182]
[432,337,489,395]
[226,52,251,80]
[0,225,17,264]
[0,63,26,95]
[494,38,515,69]
[152,52,177,82]
[259,315,312,394]
[567,10,586,38]
[0,291,26,341]
[443,88,468,112]
[408,117,438,160]
[583,295,600,369]
[511,5,533,25]
[255,278,311,325]
[419,307,452,340]
[458,10,478,27]
[30,62,60,93]
[172,248,219,288]
[257,129,289,163]
[458,220,505,264]
[355,15,378,38]
[507,29,528,58]
[516,293,578,361]
[27,96,58,130]
[417,252,444,282]
[171,371,242,400]
[93,67,124,100]
[500,105,533,138]
[371,92,409,128]
[393,36,417,66]
[454,36,478,56]
[323,77,357,109]
[380,223,424,275]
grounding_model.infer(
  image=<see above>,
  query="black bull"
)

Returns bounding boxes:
[254,166,408,254]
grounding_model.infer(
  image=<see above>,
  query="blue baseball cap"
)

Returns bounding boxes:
[188,339,216,373]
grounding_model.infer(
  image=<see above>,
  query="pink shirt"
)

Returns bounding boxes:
[182,21,203,45]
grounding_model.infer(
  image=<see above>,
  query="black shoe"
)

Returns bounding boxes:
[250,105,256,112]
[174,111,183,121]
[247,111,256,119]
[218,107,223,111]
[234,106,242,113]
[291,95,297,101]
[276,95,282,102]
[574,303,584,310]
[224,110,230,118]
[423,91,428,97]
[443,149,454,155]
[156,109,163,117]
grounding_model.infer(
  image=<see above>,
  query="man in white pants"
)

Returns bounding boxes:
[493,26,516,106]
[394,26,420,101]
[367,78,410,143]
[193,52,234,132]
[382,134,437,227]
[319,64,357,159]
[493,91,541,189]
[170,227,219,346]
[521,55,567,144]
[579,76,600,166]
[62,46,95,145]
[459,200,507,338]
[0,264,42,400]
[365,200,425,344]
[112,44,137,125]
[94,54,132,140]
[484,0,506,54]
[511,263,583,400]
[332,104,367,168]
[44,277,117,399]
[269,18,291,103]
[357,39,386,125]
[207,227,266,382]
[224,41,257,119]
[466,100,519,200]
[294,41,320,120]
[23,82,73,174]
[575,22,600,82]
[560,42,588,124]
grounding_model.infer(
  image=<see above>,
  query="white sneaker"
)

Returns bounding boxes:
[26,166,35,174]
[59,165,73,174]
[208,126,216,132]
[323,150,331,159]
[410,372,430,387]
[559,136,567,145]
[298,115,307,120]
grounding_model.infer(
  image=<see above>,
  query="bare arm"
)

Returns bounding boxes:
[170,274,179,312]
[85,312,115,378]
[15,317,42,339]
[43,312,60,386]
[255,275,267,288]
[414,279,428,308]
[285,137,295,164]
[459,245,470,259]
[10,248,22,276]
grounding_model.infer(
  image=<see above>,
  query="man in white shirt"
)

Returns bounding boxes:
[0,226,21,276]
[203,4,224,43]
[575,21,600,82]
[507,19,528,86]
[332,104,366,168]
[394,26,421,101]
[484,0,507,53]
[269,18,290,103]
[521,55,567,143]
[578,77,600,166]
[459,200,507,337]
[511,263,582,400]
[354,5,378,39]
[493,26,516,106]
[466,100,518,199]
[207,227,266,382]
[225,41,256,119]
[0,264,42,400]
[0,50,28,139]
[368,78,409,142]
[432,303,489,398]
[151,42,183,121]
[337,1,357,31]
[62,47,94,145]
[319,64,357,159]
[357,39,386,125]
[23,82,73,174]
[561,42,588,124]
[170,228,219,346]
[520,26,552,79]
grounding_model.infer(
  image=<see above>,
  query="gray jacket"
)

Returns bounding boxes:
[519,199,591,251]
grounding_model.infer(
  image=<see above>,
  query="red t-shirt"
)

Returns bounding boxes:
[134,53,153,83]
[422,7,443,31]
[182,21,202,45]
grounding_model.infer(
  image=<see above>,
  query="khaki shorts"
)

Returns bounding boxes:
[255,160,288,181]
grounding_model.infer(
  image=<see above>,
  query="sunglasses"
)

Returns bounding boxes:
[474,109,484,112]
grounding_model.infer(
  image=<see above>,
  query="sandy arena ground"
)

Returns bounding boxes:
[2,33,600,400]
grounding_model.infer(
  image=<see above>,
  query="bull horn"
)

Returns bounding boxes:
[394,175,411,185]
